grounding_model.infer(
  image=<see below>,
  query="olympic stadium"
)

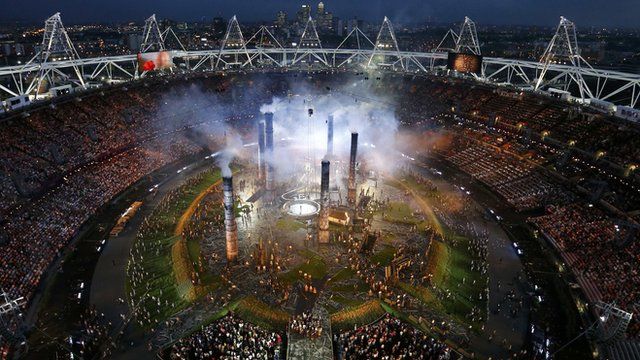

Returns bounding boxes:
[0,10,639,360]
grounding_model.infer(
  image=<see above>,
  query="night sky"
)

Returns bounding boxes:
[1,0,639,27]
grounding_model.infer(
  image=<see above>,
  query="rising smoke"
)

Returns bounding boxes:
[260,76,403,180]
[151,74,407,181]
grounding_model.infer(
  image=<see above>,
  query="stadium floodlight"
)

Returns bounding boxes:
[25,13,85,97]
[292,16,328,66]
[216,16,252,68]
[140,14,166,53]
[367,17,405,70]
[534,16,593,100]
[455,17,481,56]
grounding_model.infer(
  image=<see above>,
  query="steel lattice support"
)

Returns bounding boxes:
[592,302,633,344]
[368,17,405,70]
[534,16,593,101]
[293,17,327,66]
[1,14,640,110]
[0,288,26,347]
[140,14,165,53]
[27,13,85,98]
[216,16,252,68]
[455,17,481,55]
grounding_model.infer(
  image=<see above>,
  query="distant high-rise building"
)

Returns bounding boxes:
[127,34,144,52]
[2,43,11,56]
[347,17,363,34]
[324,12,333,31]
[14,43,24,56]
[315,1,333,32]
[275,11,287,28]
[212,17,226,37]
[297,4,311,25]
[336,18,344,36]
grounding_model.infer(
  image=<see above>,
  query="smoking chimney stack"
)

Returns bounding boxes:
[265,112,274,192]
[257,119,266,183]
[321,159,330,200]
[327,115,334,157]
[347,132,358,207]
[319,160,330,244]
[223,176,238,263]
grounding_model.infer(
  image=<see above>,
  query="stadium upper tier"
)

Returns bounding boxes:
[0,13,639,113]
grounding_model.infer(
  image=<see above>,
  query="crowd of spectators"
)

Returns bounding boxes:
[393,74,640,339]
[334,314,453,359]
[289,312,323,339]
[529,203,640,336]
[0,74,259,303]
[442,136,566,211]
[166,314,284,359]
[394,75,640,215]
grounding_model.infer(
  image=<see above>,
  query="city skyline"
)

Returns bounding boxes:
[0,0,639,28]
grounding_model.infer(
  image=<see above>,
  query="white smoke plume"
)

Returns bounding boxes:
[259,77,403,180]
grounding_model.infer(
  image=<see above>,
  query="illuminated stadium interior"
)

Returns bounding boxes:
[0,7,639,360]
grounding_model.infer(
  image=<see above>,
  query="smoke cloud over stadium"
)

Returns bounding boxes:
[152,77,404,182]
[259,78,402,179]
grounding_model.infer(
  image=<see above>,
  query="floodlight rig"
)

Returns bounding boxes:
[292,17,328,66]
[334,25,374,67]
[216,15,252,68]
[26,13,85,97]
[455,17,481,55]
[140,14,166,53]
[160,27,186,51]
[367,17,405,70]
[534,16,593,101]
[591,302,633,344]
[553,302,632,356]
[434,17,481,56]
[244,26,285,67]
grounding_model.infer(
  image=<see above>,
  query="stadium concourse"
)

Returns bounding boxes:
[0,70,638,360]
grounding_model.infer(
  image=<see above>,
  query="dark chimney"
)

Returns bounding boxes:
[257,119,266,183]
[327,115,334,157]
[321,160,330,200]
[223,176,238,263]
[265,112,274,191]
[319,160,331,244]
[347,132,358,207]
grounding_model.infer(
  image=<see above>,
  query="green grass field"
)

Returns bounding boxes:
[275,216,306,232]
[327,267,355,285]
[369,244,397,266]
[331,300,386,330]
[278,256,328,285]
[126,169,224,327]
[386,173,487,331]
[234,296,290,331]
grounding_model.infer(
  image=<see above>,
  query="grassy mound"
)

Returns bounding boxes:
[331,300,386,331]
[235,296,290,331]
